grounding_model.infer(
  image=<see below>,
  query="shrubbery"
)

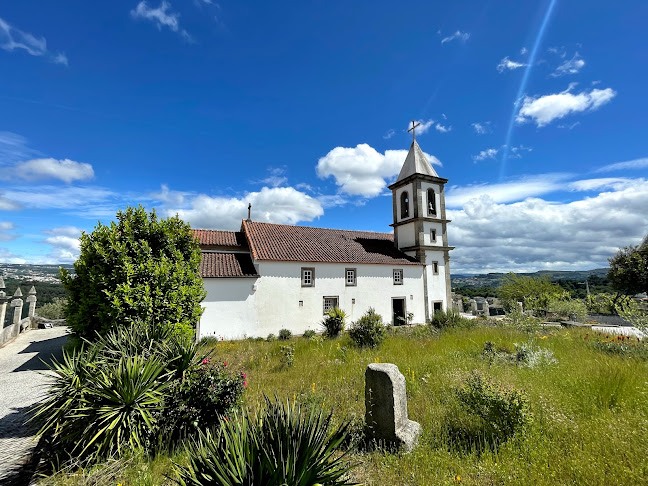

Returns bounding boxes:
[456,371,532,442]
[547,298,588,321]
[303,329,316,339]
[36,297,67,320]
[278,328,292,340]
[175,397,356,486]
[349,308,386,348]
[428,309,474,330]
[322,307,346,338]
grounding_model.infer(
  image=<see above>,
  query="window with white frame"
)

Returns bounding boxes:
[323,296,339,314]
[301,267,315,287]
[345,268,356,286]
[393,269,403,285]
[432,261,439,275]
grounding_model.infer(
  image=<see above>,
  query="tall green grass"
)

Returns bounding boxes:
[42,325,648,485]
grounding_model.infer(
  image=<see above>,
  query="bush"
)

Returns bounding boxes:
[303,329,316,339]
[279,344,295,367]
[266,333,276,342]
[322,307,346,338]
[278,328,292,340]
[175,397,356,486]
[456,371,532,442]
[349,308,386,348]
[61,205,205,339]
[547,298,588,321]
[428,309,474,330]
[156,358,245,445]
[36,297,67,320]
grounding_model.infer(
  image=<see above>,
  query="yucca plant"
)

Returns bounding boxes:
[322,307,346,338]
[176,397,357,486]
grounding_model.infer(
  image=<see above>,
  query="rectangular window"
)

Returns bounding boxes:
[430,229,437,242]
[433,302,443,314]
[301,267,315,287]
[393,269,403,285]
[432,261,439,275]
[345,268,357,286]
[323,296,339,314]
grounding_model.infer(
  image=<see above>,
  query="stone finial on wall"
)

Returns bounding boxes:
[365,363,421,452]
[26,285,37,318]
[11,287,24,325]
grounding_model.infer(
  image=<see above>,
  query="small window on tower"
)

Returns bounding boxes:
[427,188,437,216]
[400,191,410,219]
[430,229,437,242]
[432,261,439,275]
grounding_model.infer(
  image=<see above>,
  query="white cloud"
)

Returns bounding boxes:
[435,123,452,133]
[551,53,585,77]
[516,85,616,127]
[151,184,189,205]
[497,56,526,73]
[471,122,492,135]
[316,143,441,198]
[0,17,68,65]
[567,177,638,192]
[441,30,470,44]
[131,1,192,40]
[383,129,395,140]
[42,226,82,263]
[408,119,434,136]
[0,131,36,163]
[448,179,648,273]
[257,167,287,187]
[3,185,116,210]
[472,148,499,162]
[509,145,533,158]
[0,221,17,241]
[168,186,324,230]
[2,158,94,183]
[0,192,22,210]
[520,47,528,55]
[595,157,648,173]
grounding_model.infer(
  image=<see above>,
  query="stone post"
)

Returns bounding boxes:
[11,287,24,325]
[26,285,37,318]
[0,277,7,327]
[365,363,421,452]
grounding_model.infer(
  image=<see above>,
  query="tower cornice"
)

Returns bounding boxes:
[388,173,448,190]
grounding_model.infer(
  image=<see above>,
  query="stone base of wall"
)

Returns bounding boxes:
[0,317,32,348]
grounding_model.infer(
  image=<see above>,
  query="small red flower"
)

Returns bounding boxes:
[241,372,247,379]
[224,361,227,366]
[244,381,247,387]
[202,359,209,364]
[224,417,228,421]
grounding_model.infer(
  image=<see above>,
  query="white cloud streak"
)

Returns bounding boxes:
[595,157,648,173]
[2,158,94,183]
[131,1,192,40]
[0,17,68,65]
[516,85,616,127]
[471,122,491,135]
[551,53,585,77]
[441,30,470,44]
[497,56,526,73]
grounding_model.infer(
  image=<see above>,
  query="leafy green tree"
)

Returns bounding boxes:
[608,238,648,296]
[498,273,566,316]
[61,206,205,338]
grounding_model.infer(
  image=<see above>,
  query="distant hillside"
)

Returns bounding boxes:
[451,268,608,288]
[0,263,74,284]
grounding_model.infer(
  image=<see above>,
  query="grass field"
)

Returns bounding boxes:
[40,323,648,485]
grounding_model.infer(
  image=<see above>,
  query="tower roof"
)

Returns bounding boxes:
[395,140,438,182]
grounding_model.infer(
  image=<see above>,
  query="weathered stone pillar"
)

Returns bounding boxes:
[26,285,37,318]
[365,363,421,452]
[11,287,24,325]
[0,277,7,327]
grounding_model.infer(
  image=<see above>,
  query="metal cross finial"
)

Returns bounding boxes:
[408,120,421,141]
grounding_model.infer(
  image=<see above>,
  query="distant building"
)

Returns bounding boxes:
[193,137,453,339]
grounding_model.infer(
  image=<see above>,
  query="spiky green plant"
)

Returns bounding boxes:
[175,397,357,486]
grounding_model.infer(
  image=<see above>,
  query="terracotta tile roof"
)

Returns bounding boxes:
[193,230,247,248]
[241,220,422,265]
[200,252,259,278]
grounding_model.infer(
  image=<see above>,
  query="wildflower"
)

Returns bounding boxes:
[224,361,228,366]
[454,475,461,483]
[312,382,316,393]
[241,372,246,379]
[224,416,228,421]
[244,381,247,387]
[202,358,209,364]
[540,336,548,340]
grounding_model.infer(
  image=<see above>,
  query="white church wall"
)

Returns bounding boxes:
[200,278,259,340]
[422,221,443,246]
[253,261,427,336]
[396,221,416,248]
[425,249,448,310]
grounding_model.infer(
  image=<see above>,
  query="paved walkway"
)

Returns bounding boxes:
[0,326,69,484]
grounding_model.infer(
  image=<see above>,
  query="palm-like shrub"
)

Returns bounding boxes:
[322,307,346,338]
[348,308,386,348]
[176,397,357,486]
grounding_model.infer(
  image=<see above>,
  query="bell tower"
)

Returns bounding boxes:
[388,122,453,320]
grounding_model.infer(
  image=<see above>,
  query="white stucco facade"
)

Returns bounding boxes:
[199,261,425,340]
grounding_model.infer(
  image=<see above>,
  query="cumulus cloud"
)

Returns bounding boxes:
[551,53,585,77]
[168,186,323,230]
[472,148,499,162]
[383,129,395,140]
[472,145,531,163]
[0,17,68,65]
[316,143,441,198]
[151,184,189,206]
[131,1,192,40]
[471,122,492,135]
[595,157,648,173]
[435,123,452,133]
[448,179,648,273]
[43,226,82,263]
[2,158,94,183]
[441,30,470,44]
[497,56,526,73]
[0,192,22,210]
[408,119,434,136]
[516,85,616,127]
[257,167,288,187]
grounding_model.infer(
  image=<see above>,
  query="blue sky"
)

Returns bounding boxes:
[1,1,647,273]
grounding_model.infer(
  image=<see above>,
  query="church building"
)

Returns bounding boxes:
[193,135,453,340]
